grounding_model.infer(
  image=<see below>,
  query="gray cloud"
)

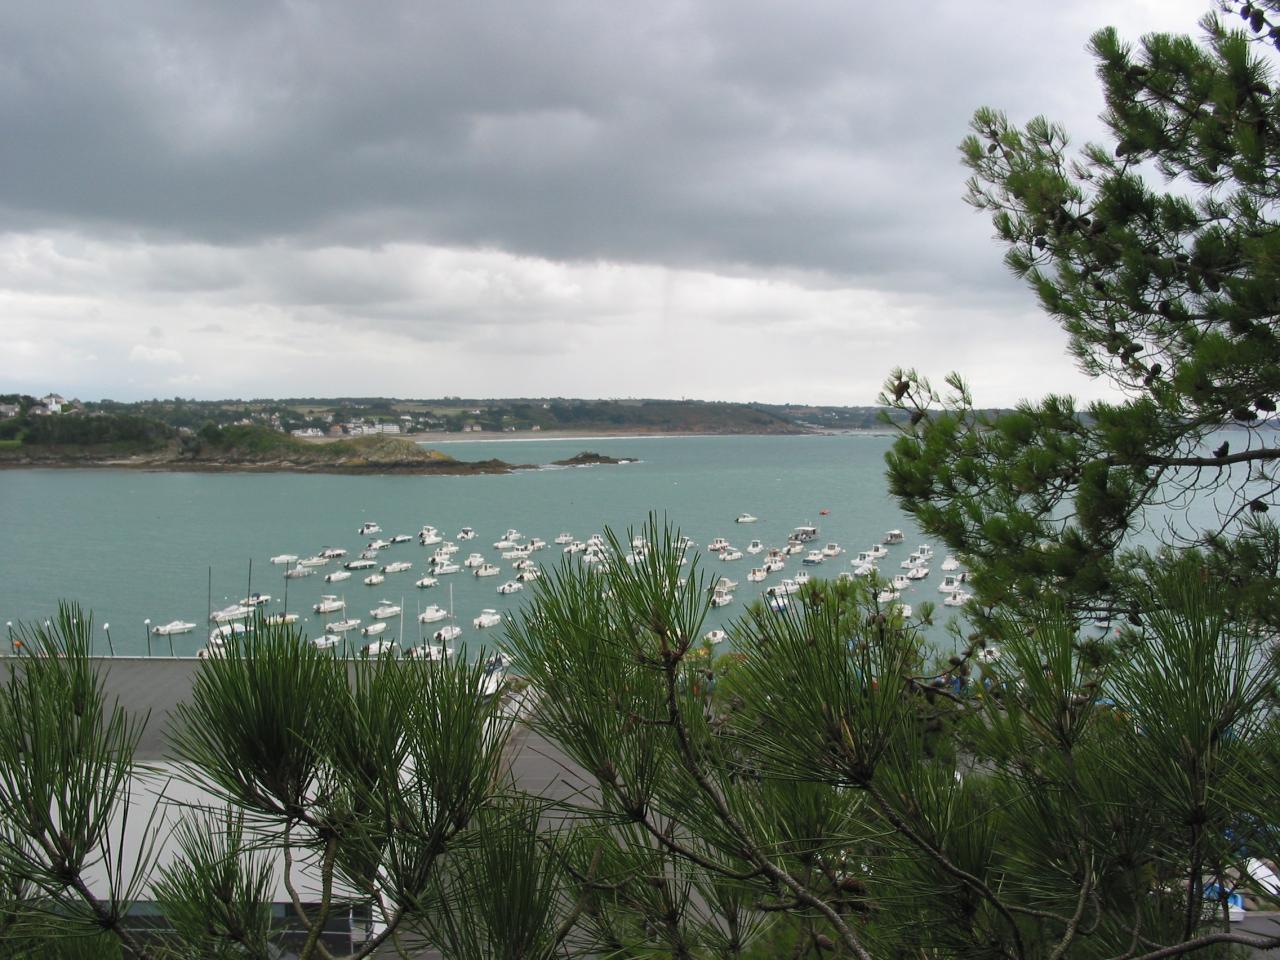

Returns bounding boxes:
[0,0,1212,403]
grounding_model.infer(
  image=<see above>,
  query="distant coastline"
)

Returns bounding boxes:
[0,425,900,476]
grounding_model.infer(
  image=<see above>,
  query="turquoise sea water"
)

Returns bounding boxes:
[0,434,952,657]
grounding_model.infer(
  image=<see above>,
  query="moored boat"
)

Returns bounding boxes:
[152,619,196,636]
[473,609,502,629]
[314,595,346,614]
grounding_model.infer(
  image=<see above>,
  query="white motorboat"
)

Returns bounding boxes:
[319,547,347,559]
[419,527,442,545]
[434,624,462,643]
[767,579,800,597]
[503,528,523,542]
[512,558,535,570]
[892,574,911,591]
[390,534,413,544]
[853,551,875,567]
[311,634,340,651]
[792,525,819,543]
[433,561,460,575]
[901,552,923,569]
[763,556,786,573]
[431,547,455,564]
[475,563,501,578]
[767,595,789,613]
[418,605,449,623]
[528,537,547,551]
[715,576,739,591]
[851,563,875,577]
[370,601,402,619]
[208,622,249,643]
[345,558,376,570]
[883,529,905,545]
[264,613,298,626]
[705,629,728,644]
[515,569,541,582]
[358,521,381,535]
[363,639,397,657]
[463,552,487,568]
[437,541,458,555]
[360,549,379,560]
[363,573,385,586]
[976,645,1001,662]
[479,655,506,698]
[877,588,901,603]
[269,554,298,565]
[382,561,413,574]
[152,620,196,636]
[868,544,888,559]
[415,575,439,589]
[794,570,811,586]
[360,622,391,642]
[298,555,329,567]
[554,531,574,544]
[284,565,313,579]
[473,609,502,629]
[407,643,452,661]
[563,541,586,554]
[938,575,959,594]
[325,618,360,633]
[783,541,805,556]
[746,539,764,554]
[802,550,825,566]
[944,590,972,607]
[906,565,929,581]
[501,547,532,560]
[710,588,734,608]
[367,539,391,551]
[736,513,758,524]
[314,595,346,614]
[457,527,477,540]
[916,545,934,560]
[497,580,524,595]
[821,542,845,558]
[747,567,767,583]
[210,604,254,623]
[325,570,352,583]
[892,603,913,618]
[707,537,731,553]
[941,555,960,572]
[721,549,744,562]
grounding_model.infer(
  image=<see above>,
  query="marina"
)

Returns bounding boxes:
[0,434,979,657]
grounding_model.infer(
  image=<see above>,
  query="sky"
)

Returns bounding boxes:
[0,0,1215,406]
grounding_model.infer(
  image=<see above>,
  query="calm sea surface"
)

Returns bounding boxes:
[0,434,959,657]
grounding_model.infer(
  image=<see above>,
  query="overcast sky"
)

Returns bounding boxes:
[0,0,1214,406]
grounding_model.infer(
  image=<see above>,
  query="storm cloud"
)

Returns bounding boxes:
[0,0,1210,403]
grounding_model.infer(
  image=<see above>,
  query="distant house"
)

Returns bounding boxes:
[290,428,325,438]
[530,425,541,432]
[462,423,481,432]
[28,405,52,417]
[327,425,345,438]
[39,394,65,413]
[0,403,18,419]
[374,423,401,435]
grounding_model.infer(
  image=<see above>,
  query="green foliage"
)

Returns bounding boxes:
[886,3,1280,626]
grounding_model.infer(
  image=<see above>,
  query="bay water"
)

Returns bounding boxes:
[0,433,956,657]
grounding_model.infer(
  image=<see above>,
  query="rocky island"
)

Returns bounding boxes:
[0,422,644,476]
